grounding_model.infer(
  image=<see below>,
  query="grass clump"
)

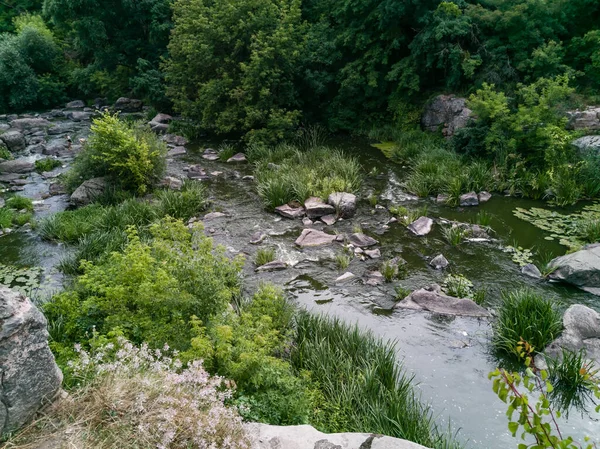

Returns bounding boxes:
[492,289,563,360]
[474,210,492,227]
[0,145,12,160]
[5,195,33,212]
[65,111,167,194]
[335,251,352,270]
[155,181,208,220]
[217,143,237,162]
[0,207,14,228]
[578,218,600,244]
[255,247,276,267]
[380,259,403,282]
[292,313,460,447]
[395,285,412,300]
[252,145,362,209]
[443,274,473,298]
[34,158,62,173]
[442,225,467,246]
[6,338,250,449]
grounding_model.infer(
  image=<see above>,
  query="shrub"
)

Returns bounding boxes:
[492,289,563,360]
[34,158,62,173]
[44,218,244,352]
[255,247,276,267]
[67,112,167,194]
[7,338,250,448]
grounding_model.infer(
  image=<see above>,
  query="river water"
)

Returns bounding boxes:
[1,128,598,447]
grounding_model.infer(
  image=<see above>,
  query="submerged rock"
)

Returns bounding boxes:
[0,286,63,434]
[348,233,378,248]
[256,260,288,272]
[421,95,472,138]
[70,177,107,207]
[327,192,357,218]
[305,197,335,219]
[429,254,449,269]
[295,229,336,247]
[459,191,479,206]
[244,423,431,449]
[543,304,600,362]
[548,244,600,296]
[203,211,226,220]
[159,176,183,190]
[407,216,433,236]
[276,204,305,219]
[395,285,490,318]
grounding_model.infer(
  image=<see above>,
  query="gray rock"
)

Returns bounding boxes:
[65,111,92,122]
[202,149,219,161]
[93,98,108,109]
[543,305,600,362]
[429,254,449,269]
[478,191,492,203]
[566,107,600,130]
[150,122,169,134]
[365,248,381,259]
[256,260,288,272]
[436,194,449,203]
[43,141,65,156]
[151,113,173,124]
[302,217,313,226]
[572,135,600,154]
[459,191,479,206]
[244,423,430,449]
[521,263,542,279]
[295,229,336,247]
[203,211,226,220]
[49,182,67,196]
[335,272,355,283]
[70,177,107,207]
[26,144,45,154]
[227,153,247,163]
[186,165,207,180]
[0,287,63,434]
[327,192,357,218]
[321,214,337,225]
[0,159,34,174]
[548,244,600,295]
[0,131,26,152]
[365,271,385,286]
[348,233,378,248]
[159,176,183,190]
[305,197,335,219]
[167,146,186,157]
[113,97,143,112]
[65,100,86,109]
[163,134,188,146]
[275,204,305,219]
[9,118,52,130]
[407,216,433,236]
[421,95,472,138]
[250,232,267,245]
[395,285,490,318]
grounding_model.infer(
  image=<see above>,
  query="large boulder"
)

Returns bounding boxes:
[548,244,600,296]
[395,285,490,318]
[70,177,107,207]
[245,423,431,449]
[9,118,52,130]
[0,159,34,174]
[65,100,86,109]
[421,95,472,138]
[459,191,479,207]
[0,131,26,152]
[327,192,357,218]
[295,229,336,247]
[0,287,63,434]
[148,113,173,134]
[113,97,143,112]
[572,135,600,154]
[543,304,600,362]
[566,106,600,130]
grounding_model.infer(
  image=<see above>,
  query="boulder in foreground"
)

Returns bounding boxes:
[548,244,600,296]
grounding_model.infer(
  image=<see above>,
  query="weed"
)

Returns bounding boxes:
[395,285,412,300]
[5,195,33,212]
[335,252,352,270]
[0,145,12,160]
[217,143,237,162]
[474,210,492,227]
[492,289,563,360]
[578,218,600,243]
[472,288,486,305]
[255,247,276,266]
[380,260,399,282]
[34,158,62,173]
[0,208,14,228]
[443,226,466,246]
[155,181,208,220]
[368,194,378,207]
[443,274,473,298]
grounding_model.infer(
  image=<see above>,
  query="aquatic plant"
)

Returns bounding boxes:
[442,226,467,246]
[217,143,237,162]
[503,245,534,267]
[492,289,563,360]
[34,158,62,173]
[395,285,412,301]
[292,313,461,448]
[255,247,276,267]
[474,210,492,227]
[335,251,351,270]
[0,263,42,296]
[578,218,600,244]
[443,274,473,298]
[380,259,399,282]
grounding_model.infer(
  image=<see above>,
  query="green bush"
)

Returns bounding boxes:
[253,145,362,209]
[44,218,244,352]
[492,290,563,360]
[5,195,33,212]
[67,112,167,194]
[35,158,62,173]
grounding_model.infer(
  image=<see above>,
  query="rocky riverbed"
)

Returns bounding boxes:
[1,105,599,448]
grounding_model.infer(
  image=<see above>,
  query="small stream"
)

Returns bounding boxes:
[1,118,598,447]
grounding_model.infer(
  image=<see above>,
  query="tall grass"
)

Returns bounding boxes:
[252,145,362,209]
[578,218,600,243]
[492,290,563,360]
[255,247,276,266]
[0,207,15,228]
[442,226,467,246]
[292,313,461,448]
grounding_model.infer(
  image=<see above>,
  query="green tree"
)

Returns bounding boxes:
[165,0,306,143]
